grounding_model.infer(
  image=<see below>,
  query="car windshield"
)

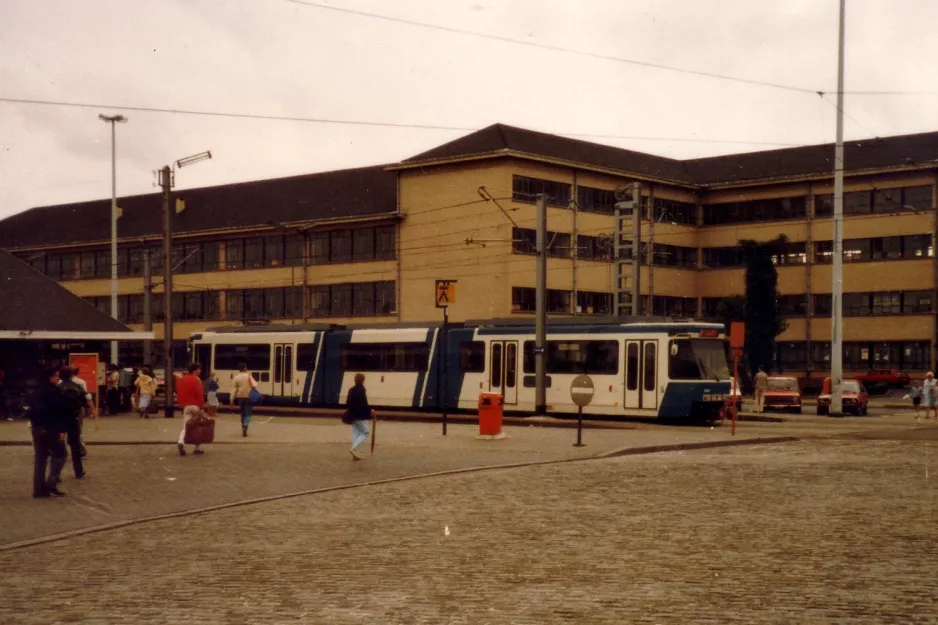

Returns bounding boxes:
[768,378,799,390]
[668,339,730,381]
[843,380,861,393]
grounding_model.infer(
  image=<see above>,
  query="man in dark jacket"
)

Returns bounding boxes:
[27,366,70,497]
[344,373,375,461]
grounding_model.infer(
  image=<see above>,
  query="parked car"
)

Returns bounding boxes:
[764,377,803,413]
[817,377,869,415]
[854,369,910,388]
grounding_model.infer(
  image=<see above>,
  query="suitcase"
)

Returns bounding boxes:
[184,414,215,445]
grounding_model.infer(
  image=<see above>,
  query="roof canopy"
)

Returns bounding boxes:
[0,251,152,340]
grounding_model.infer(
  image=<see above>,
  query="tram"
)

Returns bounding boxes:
[188,317,734,420]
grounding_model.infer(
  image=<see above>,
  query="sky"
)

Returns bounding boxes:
[1,0,937,220]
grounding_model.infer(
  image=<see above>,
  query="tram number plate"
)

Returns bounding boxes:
[703,394,730,401]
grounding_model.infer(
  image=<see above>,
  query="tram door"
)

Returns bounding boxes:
[624,340,658,410]
[273,344,294,397]
[488,341,518,405]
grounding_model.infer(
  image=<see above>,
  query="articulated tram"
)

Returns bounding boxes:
[189,318,734,420]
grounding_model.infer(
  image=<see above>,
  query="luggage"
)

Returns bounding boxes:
[184,414,215,445]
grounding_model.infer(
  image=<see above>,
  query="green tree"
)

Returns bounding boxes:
[738,236,788,376]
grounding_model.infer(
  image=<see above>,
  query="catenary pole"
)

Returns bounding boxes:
[535,193,548,415]
[143,248,152,366]
[161,166,175,418]
[831,0,846,416]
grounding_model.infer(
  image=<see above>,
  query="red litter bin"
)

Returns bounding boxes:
[478,393,505,438]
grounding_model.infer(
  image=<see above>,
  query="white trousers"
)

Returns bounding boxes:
[178,405,202,447]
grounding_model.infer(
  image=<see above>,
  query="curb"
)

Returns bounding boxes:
[0,434,800,553]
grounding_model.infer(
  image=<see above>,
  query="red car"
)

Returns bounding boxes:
[763,377,802,414]
[817,377,869,416]
[854,369,910,388]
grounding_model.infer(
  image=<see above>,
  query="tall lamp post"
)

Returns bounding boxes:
[161,151,212,419]
[99,113,128,368]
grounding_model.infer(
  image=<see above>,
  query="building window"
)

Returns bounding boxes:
[702,247,743,269]
[309,232,329,264]
[778,295,808,316]
[512,286,536,312]
[375,226,396,261]
[577,186,616,214]
[512,175,571,208]
[512,228,538,255]
[815,194,833,217]
[844,190,872,215]
[777,342,808,371]
[375,281,396,315]
[902,291,934,314]
[352,228,375,262]
[843,293,871,316]
[772,241,807,265]
[652,243,697,268]
[310,285,330,317]
[903,234,934,259]
[576,291,613,315]
[226,239,244,270]
[703,196,806,225]
[547,289,570,313]
[646,295,697,318]
[330,230,353,263]
[871,292,901,315]
[306,282,394,318]
[651,198,697,226]
[813,294,832,316]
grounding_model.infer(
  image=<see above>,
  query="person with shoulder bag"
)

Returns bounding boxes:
[344,373,375,461]
[58,367,92,478]
[230,363,259,437]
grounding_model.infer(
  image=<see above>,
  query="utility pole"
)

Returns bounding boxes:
[99,114,127,367]
[143,248,152,366]
[535,193,548,415]
[571,173,578,316]
[646,185,655,315]
[830,0,846,416]
[160,165,175,418]
[614,182,642,316]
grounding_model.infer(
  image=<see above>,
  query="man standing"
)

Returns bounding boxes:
[175,362,206,457]
[105,364,121,416]
[27,366,69,497]
[59,367,94,478]
[754,366,769,413]
[69,366,97,457]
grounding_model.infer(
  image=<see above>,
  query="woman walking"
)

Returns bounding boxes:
[344,373,375,461]
[134,366,156,418]
[230,363,258,437]
[923,372,937,420]
[205,372,220,417]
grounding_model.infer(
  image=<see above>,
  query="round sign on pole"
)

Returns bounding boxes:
[570,374,594,408]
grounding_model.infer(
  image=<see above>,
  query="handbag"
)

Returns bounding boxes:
[249,388,263,405]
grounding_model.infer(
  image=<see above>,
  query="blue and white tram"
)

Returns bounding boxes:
[189,319,734,420]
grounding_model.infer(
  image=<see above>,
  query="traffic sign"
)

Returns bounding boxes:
[570,374,594,408]
[435,280,456,308]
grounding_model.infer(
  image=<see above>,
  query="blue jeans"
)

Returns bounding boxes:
[352,420,370,451]
[238,398,253,428]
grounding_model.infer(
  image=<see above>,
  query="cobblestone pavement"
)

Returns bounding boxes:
[0,413,927,547]
[2,435,938,624]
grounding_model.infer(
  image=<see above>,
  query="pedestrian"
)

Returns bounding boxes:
[105,364,121,415]
[344,373,375,461]
[923,372,937,420]
[69,366,98,456]
[754,366,768,413]
[205,372,220,417]
[229,363,258,438]
[26,366,69,497]
[175,362,206,456]
[59,367,92,479]
[134,366,157,418]
[909,380,923,419]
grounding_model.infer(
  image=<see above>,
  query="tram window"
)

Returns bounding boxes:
[643,343,656,391]
[284,346,293,380]
[626,343,639,390]
[668,340,699,380]
[296,343,318,371]
[214,344,271,371]
[522,340,619,374]
[459,342,485,372]
[668,339,729,380]
[491,343,503,386]
[340,343,430,372]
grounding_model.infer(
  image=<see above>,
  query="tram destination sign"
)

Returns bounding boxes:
[570,374,594,408]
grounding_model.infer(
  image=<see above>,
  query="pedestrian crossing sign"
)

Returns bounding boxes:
[435,280,456,308]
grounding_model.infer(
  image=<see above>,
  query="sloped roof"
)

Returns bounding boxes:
[401,123,938,187]
[0,250,141,338]
[686,131,938,185]
[0,165,397,249]
[403,124,692,183]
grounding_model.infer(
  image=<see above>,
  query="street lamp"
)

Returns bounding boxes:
[99,113,128,368]
[161,151,212,418]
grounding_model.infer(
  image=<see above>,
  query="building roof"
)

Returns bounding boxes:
[401,123,938,187]
[0,251,145,339]
[0,165,397,249]
[401,124,693,183]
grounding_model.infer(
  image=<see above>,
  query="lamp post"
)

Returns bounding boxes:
[161,151,212,419]
[99,113,128,368]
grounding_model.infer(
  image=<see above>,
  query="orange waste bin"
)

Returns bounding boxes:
[478,393,504,437]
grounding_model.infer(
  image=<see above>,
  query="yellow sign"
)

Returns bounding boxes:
[435,280,456,308]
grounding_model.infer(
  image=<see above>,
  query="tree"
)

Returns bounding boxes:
[738,236,788,376]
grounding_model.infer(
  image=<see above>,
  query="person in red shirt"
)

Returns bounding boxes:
[175,362,206,456]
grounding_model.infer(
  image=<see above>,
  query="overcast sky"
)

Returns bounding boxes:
[1,0,936,220]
